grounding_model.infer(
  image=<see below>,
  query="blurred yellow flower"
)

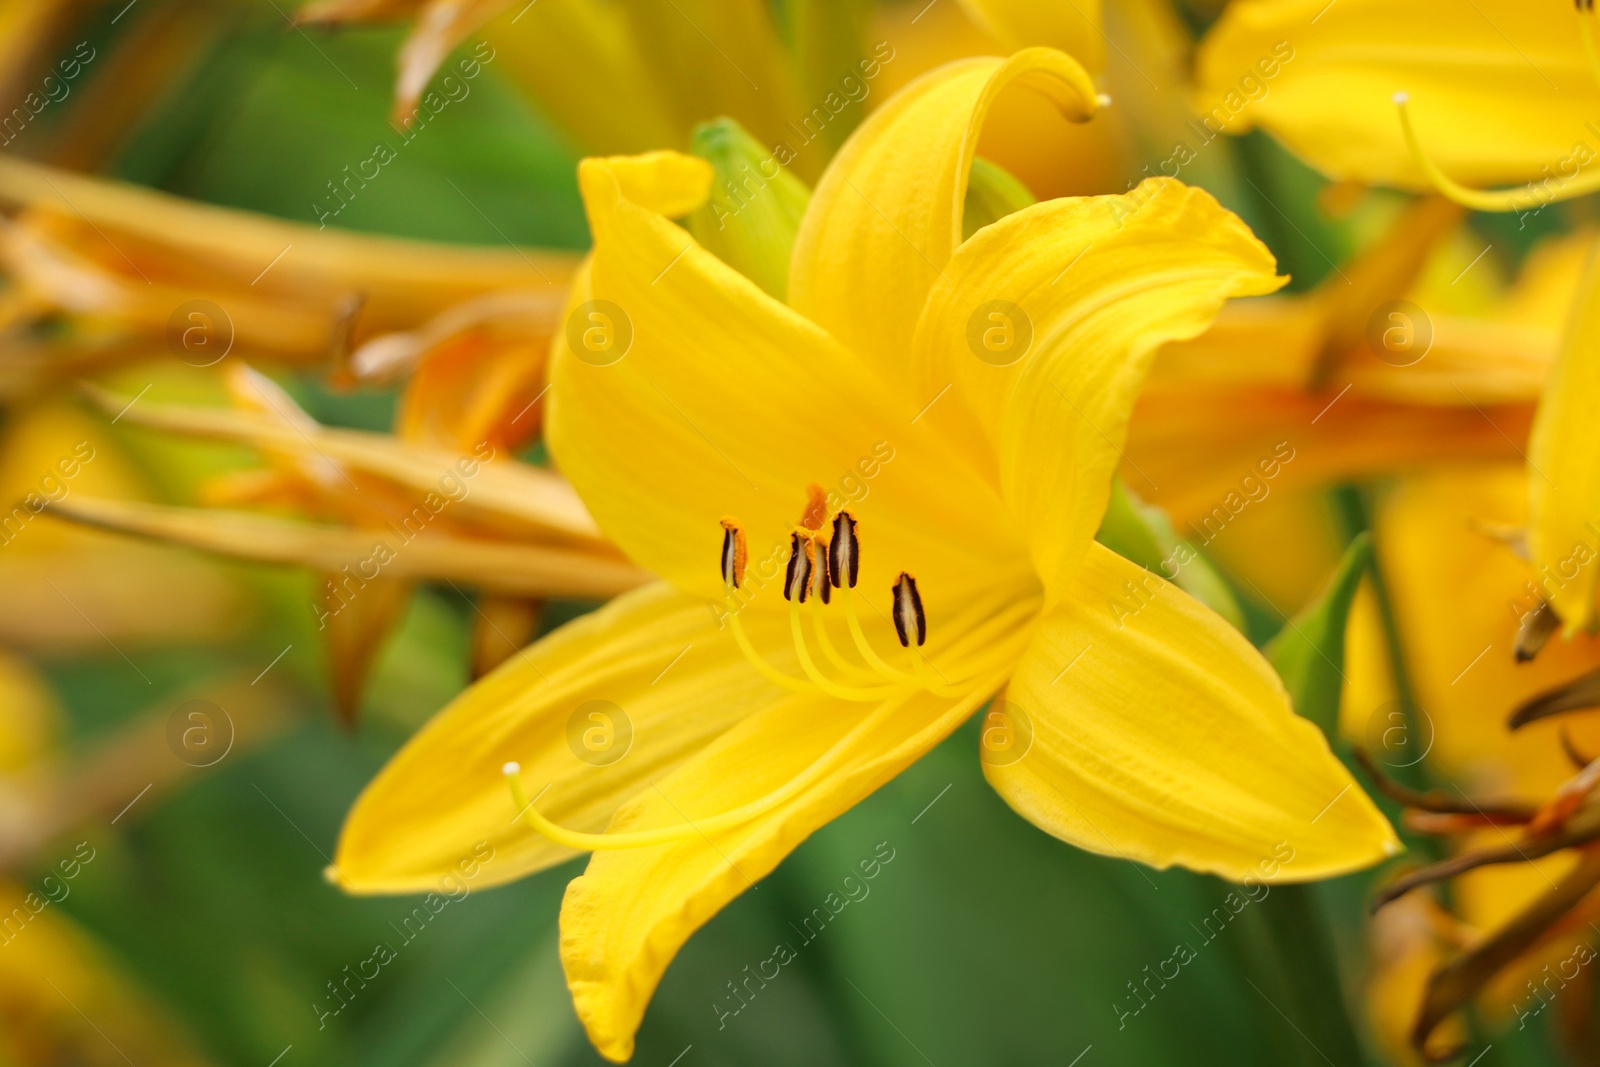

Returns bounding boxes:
[1198,0,1600,212]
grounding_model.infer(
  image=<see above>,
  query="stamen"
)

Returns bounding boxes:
[1582,1,1600,89]
[1393,91,1600,212]
[789,600,899,700]
[810,598,872,678]
[784,531,814,603]
[892,572,926,648]
[911,647,980,698]
[844,585,908,675]
[1514,600,1561,662]
[844,582,911,678]
[725,593,812,692]
[830,511,859,588]
[719,517,747,589]
[813,530,832,604]
[503,692,921,850]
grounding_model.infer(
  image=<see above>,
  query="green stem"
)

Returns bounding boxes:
[1235,883,1375,1067]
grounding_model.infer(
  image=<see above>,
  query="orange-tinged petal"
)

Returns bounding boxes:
[48,496,649,600]
[0,155,577,358]
[81,384,605,546]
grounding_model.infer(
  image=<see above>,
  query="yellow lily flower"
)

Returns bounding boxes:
[333,51,1396,1062]
[1198,0,1600,212]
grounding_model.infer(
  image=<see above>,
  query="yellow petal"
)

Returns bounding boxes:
[789,49,1099,386]
[955,0,1104,72]
[548,155,1030,610]
[985,541,1397,881]
[560,683,992,1061]
[1197,0,1596,191]
[915,179,1282,602]
[485,0,680,155]
[48,496,648,600]
[334,583,792,893]
[1528,238,1600,632]
[590,150,712,217]
[618,0,803,171]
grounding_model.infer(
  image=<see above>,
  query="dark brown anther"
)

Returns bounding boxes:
[829,511,859,589]
[720,518,748,589]
[1510,661,1600,729]
[1514,600,1560,662]
[784,531,814,603]
[813,533,832,604]
[891,572,925,648]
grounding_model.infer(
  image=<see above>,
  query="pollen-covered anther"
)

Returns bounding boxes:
[830,511,860,589]
[811,530,833,604]
[892,571,926,648]
[784,531,815,603]
[799,483,828,531]
[720,517,748,589]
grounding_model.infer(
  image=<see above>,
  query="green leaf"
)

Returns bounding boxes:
[686,117,812,300]
[1264,532,1373,735]
[962,156,1036,240]
[1096,480,1246,632]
